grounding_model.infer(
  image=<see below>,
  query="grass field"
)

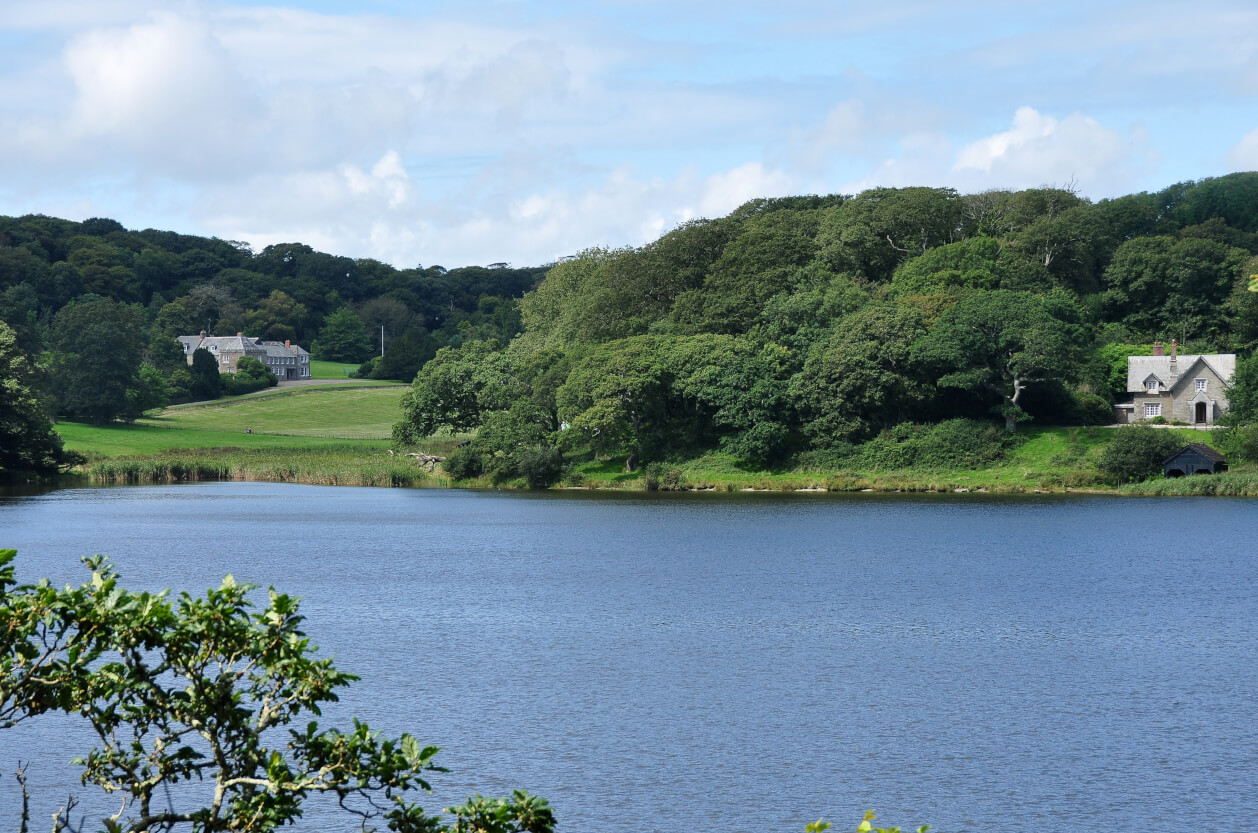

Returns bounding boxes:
[309,360,360,379]
[57,386,409,456]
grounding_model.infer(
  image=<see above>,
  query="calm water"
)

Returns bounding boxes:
[1,483,1256,832]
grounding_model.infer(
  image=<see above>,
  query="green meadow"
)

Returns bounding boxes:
[308,360,359,379]
[57,386,409,457]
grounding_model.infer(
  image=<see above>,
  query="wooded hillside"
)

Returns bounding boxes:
[394,172,1258,479]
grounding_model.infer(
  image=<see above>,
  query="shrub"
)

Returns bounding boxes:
[853,419,1021,470]
[1070,390,1114,425]
[643,462,688,491]
[1098,424,1183,482]
[1217,423,1258,463]
[517,446,563,488]
[443,444,484,480]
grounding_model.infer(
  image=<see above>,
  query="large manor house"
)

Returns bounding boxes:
[178,331,311,381]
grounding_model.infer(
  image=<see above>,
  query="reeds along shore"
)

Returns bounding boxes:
[85,447,441,488]
[75,445,1258,496]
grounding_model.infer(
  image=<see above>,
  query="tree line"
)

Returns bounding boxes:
[393,173,1258,482]
[0,217,545,455]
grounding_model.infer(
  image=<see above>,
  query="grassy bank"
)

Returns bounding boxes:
[557,426,1251,495]
[56,395,1255,495]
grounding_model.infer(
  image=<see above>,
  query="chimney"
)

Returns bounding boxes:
[1152,341,1164,356]
[237,332,243,338]
[285,340,291,348]
[1170,339,1178,360]
[200,329,207,338]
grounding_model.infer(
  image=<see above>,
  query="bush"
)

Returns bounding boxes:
[643,461,687,491]
[442,444,484,480]
[517,446,563,488]
[1070,390,1114,425]
[1217,423,1258,463]
[1098,424,1183,482]
[221,358,277,396]
[352,356,381,379]
[852,419,1021,470]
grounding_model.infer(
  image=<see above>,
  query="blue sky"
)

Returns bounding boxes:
[1,0,1256,267]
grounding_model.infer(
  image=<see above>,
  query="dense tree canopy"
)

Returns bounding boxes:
[393,172,1258,476]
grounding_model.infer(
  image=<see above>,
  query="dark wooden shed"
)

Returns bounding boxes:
[1163,443,1228,477]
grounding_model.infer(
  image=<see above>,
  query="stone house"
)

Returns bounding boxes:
[1116,340,1235,425]
[178,332,311,380]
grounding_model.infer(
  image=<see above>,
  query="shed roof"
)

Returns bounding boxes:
[1164,442,1227,465]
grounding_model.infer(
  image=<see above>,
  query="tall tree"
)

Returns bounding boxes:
[912,290,1086,430]
[189,347,222,401]
[0,320,66,473]
[315,306,371,362]
[46,298,144,424]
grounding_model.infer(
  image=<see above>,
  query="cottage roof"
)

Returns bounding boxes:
[1126,354,1235,393]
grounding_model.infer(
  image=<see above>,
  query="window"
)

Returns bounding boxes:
[1196,378,1207,392]
[1145,403,1161,418]
[1146,379,1157,392]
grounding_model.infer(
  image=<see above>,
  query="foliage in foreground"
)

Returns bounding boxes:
[809,810,929,833]
[0,549,552,833]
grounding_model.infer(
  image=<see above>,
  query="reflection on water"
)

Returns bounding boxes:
[2,483,1257,832]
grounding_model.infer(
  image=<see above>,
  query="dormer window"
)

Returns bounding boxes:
[1146,379,1157,392]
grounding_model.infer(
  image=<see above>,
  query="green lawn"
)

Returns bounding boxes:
[309,360,360,379]
[57,386,408,456]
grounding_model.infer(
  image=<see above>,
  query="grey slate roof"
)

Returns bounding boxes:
[1163,443,1227,465]
[1126,354,1236,393]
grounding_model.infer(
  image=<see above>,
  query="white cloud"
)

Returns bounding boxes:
[1229,127,1258,170]
[950,107,1151,194]
[62,12,262,174]
[197,158,795,269]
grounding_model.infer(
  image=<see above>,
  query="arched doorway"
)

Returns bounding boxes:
[1196,402,1207,423]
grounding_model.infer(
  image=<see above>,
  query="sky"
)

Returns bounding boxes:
[1,1,1256,269]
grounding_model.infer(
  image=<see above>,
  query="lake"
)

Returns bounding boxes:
[2,483,1256,832]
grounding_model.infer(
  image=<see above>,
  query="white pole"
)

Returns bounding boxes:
[380,324,385,358]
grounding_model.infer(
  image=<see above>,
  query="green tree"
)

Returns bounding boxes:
[912,290,1086,430]
[126,362,172,415]
[245,289,309,342]
[190,346,222,400]
[0,549,555,833]
[0,320,67,474]
[793,304,929,445]
[393,341,519,443]
[46,298,145,424]
[1224,352,1258,423]
[556,337,672,471]
[316,306,372,362]
[374,326,440,382]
